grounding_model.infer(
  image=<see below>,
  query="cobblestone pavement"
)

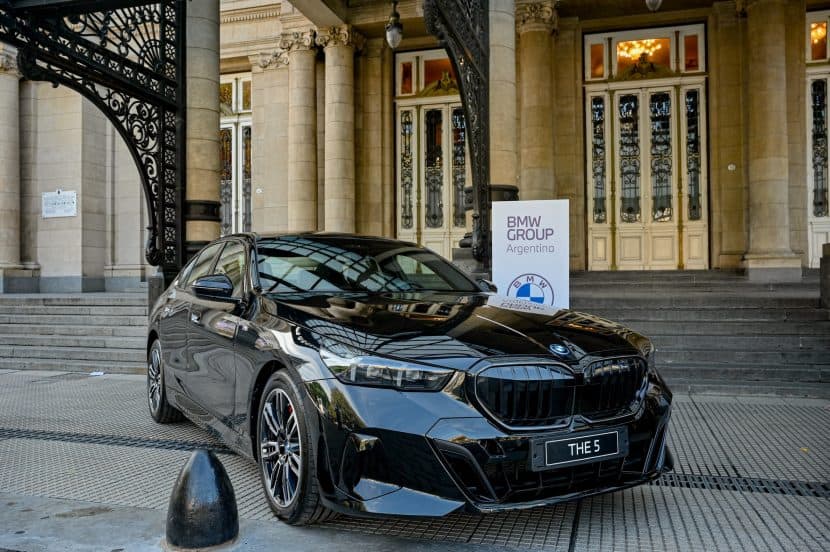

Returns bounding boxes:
[0,369,828,551]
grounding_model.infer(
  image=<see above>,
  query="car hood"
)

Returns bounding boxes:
[262,292,648,371]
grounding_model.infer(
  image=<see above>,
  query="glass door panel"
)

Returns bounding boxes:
[808,75,830,267]
[588,83,707,270]
[397,102,469,260]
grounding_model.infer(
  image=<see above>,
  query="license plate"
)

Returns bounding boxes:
[531,428,628,471]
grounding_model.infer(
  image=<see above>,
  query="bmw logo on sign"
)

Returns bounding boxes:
[507,273,555,305]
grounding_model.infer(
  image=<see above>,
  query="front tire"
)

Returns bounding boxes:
[147,339,184,423]
[257,370,334,525]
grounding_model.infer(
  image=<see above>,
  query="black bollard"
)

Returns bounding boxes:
[166,449,239,549]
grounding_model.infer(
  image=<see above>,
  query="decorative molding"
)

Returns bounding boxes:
[516,1,558,34]
[0,49,18,75]
[315,24,365,52]
[250,50,289,70]
[220,6,281,24]
[279,29,316,52]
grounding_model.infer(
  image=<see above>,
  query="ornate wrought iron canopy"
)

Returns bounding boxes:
[423,0,491,268]
[0,0,186,282]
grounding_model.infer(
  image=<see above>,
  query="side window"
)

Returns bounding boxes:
[181,242,224,288]
[214,241,247,297]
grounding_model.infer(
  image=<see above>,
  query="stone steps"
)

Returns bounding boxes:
[617,320,830,335]
[0,293,148,375]
[0,358,146,374]
[0,345,144,363]
[0,314,148,326]
[570,274,829,397]
[0,334,145,349]
[0,323,146,337]
[576,308,829,322]
[0,305,147,316]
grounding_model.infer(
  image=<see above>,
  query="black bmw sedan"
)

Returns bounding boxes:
[147,233,673,525]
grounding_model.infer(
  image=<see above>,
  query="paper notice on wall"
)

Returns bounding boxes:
[492,199,570,309]
[42,190,78,218]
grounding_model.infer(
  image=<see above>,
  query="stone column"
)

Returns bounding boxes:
[185,0,221,255]
[281,30,318,232]
[316,25,363,233]
[357,38,384,237]
[490,0,518,187]
[0,47,21,292]
[517,1,556,200]
[743,0,801,281]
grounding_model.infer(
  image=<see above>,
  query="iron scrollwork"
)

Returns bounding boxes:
[424,0,490,266]
[0,1,186,281]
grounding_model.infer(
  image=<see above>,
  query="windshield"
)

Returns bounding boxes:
[255,236,478,294]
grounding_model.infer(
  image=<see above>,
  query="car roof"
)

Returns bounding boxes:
[252,232,419,248]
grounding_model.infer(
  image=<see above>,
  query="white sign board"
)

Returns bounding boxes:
[492,199,570,308]
[42,190,78,219]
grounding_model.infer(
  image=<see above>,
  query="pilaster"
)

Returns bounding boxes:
[489,0,518,188]
[316,25,364,232]
[282,29,318,231]
[516,1,556,200]
[743,0,801,281]
[0,45,23,291]
[185,0,221,254]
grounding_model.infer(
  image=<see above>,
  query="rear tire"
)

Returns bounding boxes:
[147,339,185,424]
[256,370,335,525]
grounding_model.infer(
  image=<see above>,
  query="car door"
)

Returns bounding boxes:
[159,241,225,396]
[185,239,248,429]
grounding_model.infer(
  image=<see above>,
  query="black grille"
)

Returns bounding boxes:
[474,364,574,428]
[575,357,647,420]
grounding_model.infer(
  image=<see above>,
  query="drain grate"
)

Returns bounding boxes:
[652,472,830,498]
[0,427,231,455]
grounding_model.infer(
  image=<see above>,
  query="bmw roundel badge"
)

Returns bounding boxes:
[549,343,569,356]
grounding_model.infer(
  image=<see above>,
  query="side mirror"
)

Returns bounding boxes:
[477,278,498,293]
[192,274,236,301]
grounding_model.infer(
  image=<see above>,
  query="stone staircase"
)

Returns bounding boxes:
[570,270,830,398]
[0,293,148,374]
[0,271,828,396]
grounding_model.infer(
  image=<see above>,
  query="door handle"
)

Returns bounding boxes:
[190,312,201,324]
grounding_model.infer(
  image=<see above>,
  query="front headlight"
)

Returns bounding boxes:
[320,347,454,391]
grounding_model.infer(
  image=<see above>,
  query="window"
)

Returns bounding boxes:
[584,24,705,80]
[214,241,247,297]
[810,18,828,62]
[182,242,225,288]
[220,74,253,235]
[256,236,477,294]
[396,50,459,97]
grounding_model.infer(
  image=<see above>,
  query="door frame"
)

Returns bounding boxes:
[585,75,709,270]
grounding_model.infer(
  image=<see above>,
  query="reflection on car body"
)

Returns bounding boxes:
[146,233,672,525]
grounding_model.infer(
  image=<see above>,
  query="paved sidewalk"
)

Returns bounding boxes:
[0,369,828,551]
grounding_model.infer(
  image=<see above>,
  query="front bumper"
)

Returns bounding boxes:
[307,375,672,518]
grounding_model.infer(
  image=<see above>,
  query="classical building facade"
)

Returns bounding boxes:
[0,0,827,292]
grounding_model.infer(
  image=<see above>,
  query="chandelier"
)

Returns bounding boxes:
[812,22,827,45]
[617,39,663,61]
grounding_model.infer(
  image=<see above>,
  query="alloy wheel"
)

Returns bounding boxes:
[147,346,162,414]
[260,388,303,508]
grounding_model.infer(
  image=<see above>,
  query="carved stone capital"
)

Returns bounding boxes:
[250,50,288,71]
[279,29,316,52]
[0,48,20,76]
[315,24,365,52]
[516,1,558,34]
